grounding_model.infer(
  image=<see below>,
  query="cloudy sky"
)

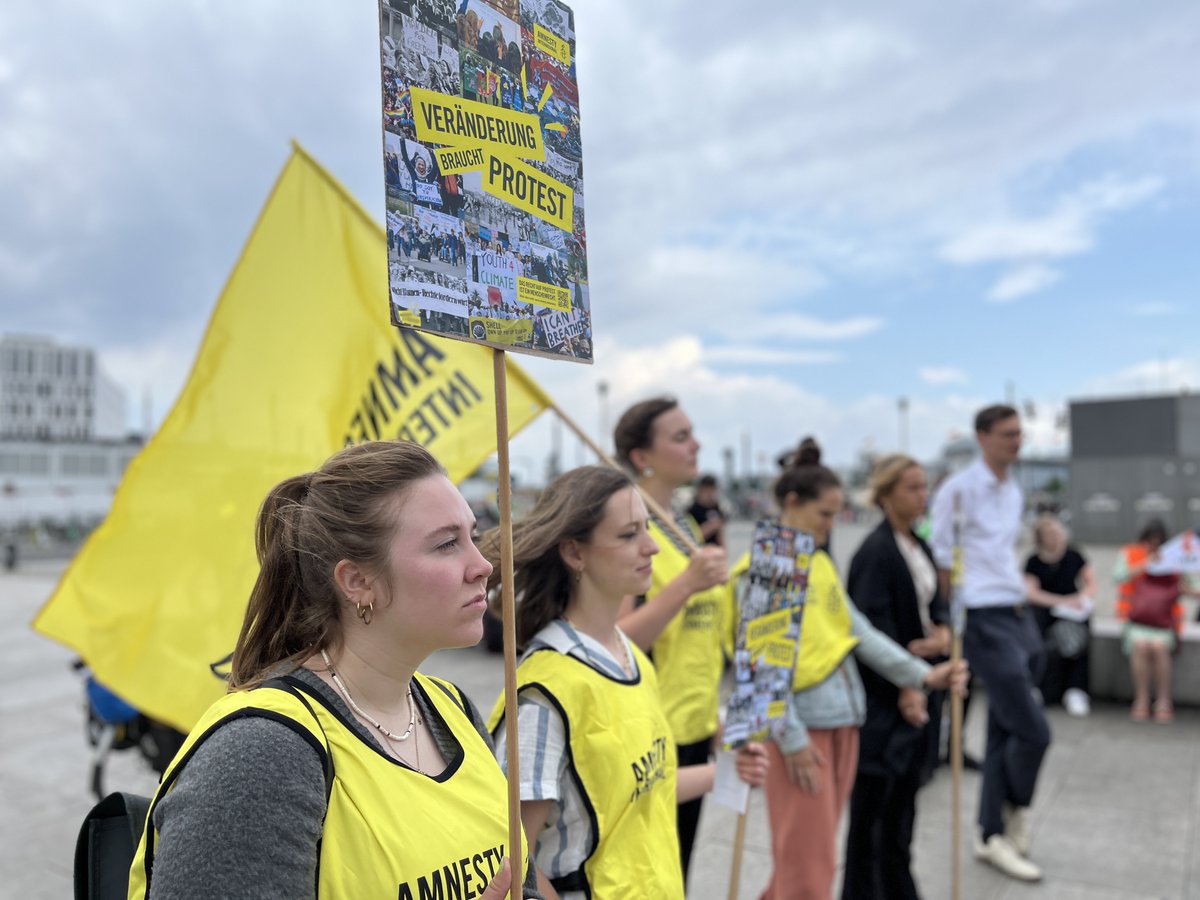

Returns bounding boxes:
[2,0,1199,481]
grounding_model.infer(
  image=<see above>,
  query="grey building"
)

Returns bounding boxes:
[1070,394,1200,543]
[0,334,127,441]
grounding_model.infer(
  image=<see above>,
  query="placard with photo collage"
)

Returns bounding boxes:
[379,0,590,363]
[723,521,815,749]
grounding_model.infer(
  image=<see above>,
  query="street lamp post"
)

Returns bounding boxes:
[898,396,909,453]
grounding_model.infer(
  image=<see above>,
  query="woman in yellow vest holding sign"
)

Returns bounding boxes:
[611,396,730,879]
[483,465,766,900]
[128,442,534,900]
[748,444,967,900]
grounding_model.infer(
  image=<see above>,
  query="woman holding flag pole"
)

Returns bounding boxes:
[611,396,732,880]
[483,465,767,899]
[750,443,968,900]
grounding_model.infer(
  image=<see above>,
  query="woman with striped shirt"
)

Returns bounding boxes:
[483,466,766,899]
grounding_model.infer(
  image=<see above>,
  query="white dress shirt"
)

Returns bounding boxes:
[930,457,1025,608]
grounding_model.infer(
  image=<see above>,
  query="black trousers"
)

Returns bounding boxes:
[1038,633,1090,704]
[842,765,923,900]
[963,606,1051,839]
[676,737,711,884]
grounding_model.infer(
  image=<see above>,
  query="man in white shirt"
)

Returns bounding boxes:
[930,405,1049,883]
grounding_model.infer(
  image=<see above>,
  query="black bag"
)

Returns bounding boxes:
[74,791,151,900]
[1049,618,1090,660]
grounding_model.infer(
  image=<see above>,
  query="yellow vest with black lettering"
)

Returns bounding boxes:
[128,673,524,900]
[645,516,726,745]
[488,643,684,900]
[792,549,859,690]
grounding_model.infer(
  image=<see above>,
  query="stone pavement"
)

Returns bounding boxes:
[4,524,1199,899]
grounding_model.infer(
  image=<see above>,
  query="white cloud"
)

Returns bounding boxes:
[515,336,991,473]
[919,366,969,386]
[1081,357,1200,398]
[941,174,1164,266]
[739,314,885,343]
[1131,302,1181,317]
[707,346,842,365]
[987,263,1062,302]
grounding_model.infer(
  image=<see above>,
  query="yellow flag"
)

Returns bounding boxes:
[32,144,550,730]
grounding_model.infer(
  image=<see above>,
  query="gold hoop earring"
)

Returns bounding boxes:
[356,601,374,625]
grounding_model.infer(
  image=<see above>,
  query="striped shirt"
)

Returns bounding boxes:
[494,619,638,899]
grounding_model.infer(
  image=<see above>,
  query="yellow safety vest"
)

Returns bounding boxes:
[488,643,684,900]
[645,516,726,745]
[129,673,523,900]
[730,548,858,692]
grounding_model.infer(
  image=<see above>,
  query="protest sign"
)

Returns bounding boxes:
[1147,529,1200,574]
[380,0,590,362]
[723,521,815,749]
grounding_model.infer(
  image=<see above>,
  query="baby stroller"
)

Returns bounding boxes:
[74,660,186,800]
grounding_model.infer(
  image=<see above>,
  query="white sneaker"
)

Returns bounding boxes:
[1063,688,1091,717]
[974,834,1043,881]
[1002,804,1032,856]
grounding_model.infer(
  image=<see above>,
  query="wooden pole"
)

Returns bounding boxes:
[492,350,522,900]
[546,399,699,553]
[949,635,963,900]
[727,810,748,900]
[949,494,965,900]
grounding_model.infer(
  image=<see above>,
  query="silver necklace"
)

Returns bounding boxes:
[320,648,416,742]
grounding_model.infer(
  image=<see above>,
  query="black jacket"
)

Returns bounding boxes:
[847,519,948,777]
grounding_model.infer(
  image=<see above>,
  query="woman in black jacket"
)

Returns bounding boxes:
[841,455,949,900]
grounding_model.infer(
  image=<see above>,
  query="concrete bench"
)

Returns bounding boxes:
[1088,617,1200,705]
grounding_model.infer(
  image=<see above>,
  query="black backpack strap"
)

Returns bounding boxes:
[74,791,152,900]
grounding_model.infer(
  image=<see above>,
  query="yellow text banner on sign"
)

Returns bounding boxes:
[517,276,572,312]
[745,608,791,651]
[760,638,798,669]
[32,144,551,732]
[533,25,572,67]
[410,86,544,161]
[468,316,534,345]
[434,144,487,175]
[484,154,573,231]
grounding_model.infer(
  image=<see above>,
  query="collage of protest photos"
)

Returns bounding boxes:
[723,524,816,749]
[380,0,591,362]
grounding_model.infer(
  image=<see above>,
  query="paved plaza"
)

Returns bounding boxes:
[4,522,1200,899]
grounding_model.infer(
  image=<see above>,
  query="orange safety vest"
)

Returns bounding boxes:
[1116,543,1184,631]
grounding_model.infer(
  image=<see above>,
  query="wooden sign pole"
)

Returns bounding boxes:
[949,494,965,900]
[492,350,523,900]
[950,637,964,900]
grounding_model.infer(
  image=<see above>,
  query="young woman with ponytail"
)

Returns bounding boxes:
[128,441,537,899]
[481,466,767,900]
[745,442,969,900]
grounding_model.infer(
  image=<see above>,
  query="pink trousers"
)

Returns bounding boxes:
[761,726,860,900]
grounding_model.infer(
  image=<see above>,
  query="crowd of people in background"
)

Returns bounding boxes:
[388,213,466,268]
[116,397,1200,900]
